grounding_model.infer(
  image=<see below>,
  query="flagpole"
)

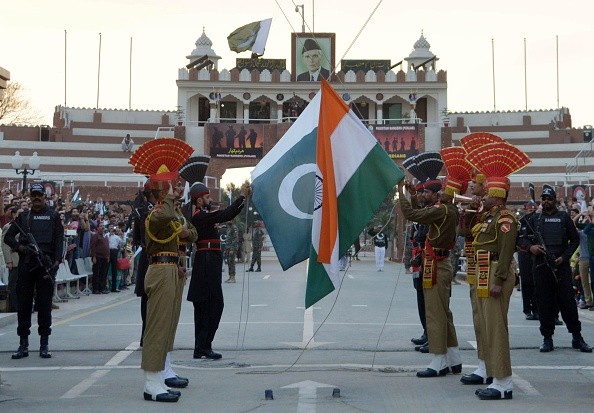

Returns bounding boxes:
[312,0,315,32]
[524,37,527,111]
[96,32,102,109]
[129,36,133,110]
[555,35,560,109]
[64,29,67,106]
[491,38,496,111]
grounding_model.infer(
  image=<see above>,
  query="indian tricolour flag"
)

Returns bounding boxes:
[251,80,403,307]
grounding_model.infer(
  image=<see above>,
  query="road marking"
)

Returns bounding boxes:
[263,275,271,279]
[53,297,137,327]
[512,372,541,395]
[282,306,333,349]
[250,304,268,307]
[60,341,137,399]
[282,380,336,413]
[347,274,354,279]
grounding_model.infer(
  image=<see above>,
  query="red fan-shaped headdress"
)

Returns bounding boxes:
[129,138,194,190]
[466,142,531,198]
[440,146,473,196]
[460,133,506,184]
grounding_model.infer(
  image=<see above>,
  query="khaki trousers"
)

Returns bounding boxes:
[469,278,486,361]
[480,262,515,378]
[425,259,459,354]
[141,264,182,372]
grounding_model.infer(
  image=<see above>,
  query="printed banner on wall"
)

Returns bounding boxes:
[371,124,419,159]
[207,123,264,159]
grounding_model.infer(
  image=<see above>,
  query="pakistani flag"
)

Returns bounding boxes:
[251,93,320,270]
[252,80,404,307]
[227,18,272,55]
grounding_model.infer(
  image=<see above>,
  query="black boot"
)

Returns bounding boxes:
[12,337,29,359]
[247,267,254,272]
[40,335,52,358]
[572,334,593,353]
[540,337,554,352]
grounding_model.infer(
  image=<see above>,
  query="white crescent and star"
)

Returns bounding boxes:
[278,163,318,219]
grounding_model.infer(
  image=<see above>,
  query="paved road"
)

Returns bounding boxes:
[1,255,593,412]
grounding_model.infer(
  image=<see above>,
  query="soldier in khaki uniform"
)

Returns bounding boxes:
[129,138,197,403]
[398,151,462,378]
[465,140,531,400]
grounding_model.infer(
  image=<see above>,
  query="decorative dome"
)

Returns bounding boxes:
[404,31,438,73]
[189,28,219,58]
[414,34,431,50]
[407,31,435,60]
[187,27,221,68]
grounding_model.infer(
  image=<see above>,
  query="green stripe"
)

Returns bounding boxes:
[337,144,404,255]
[305,249,335,308]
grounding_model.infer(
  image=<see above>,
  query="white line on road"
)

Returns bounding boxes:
[60,341,138,399]
[347,274,354,279]
[352,305,368,307]
[513,372,541,396]
[61,369,110,399]
[250,304,268,307]
[263,275,271,279]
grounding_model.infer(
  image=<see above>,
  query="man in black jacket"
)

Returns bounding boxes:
[187,182,250,359]
[518,185,591,353]
[4,183,64,359]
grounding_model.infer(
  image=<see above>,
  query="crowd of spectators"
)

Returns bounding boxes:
[1,187,135,306]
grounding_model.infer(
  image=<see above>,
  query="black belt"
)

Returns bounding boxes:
[433,248,450,258]
[197,241,221,250]
[150,256,179,265]
[489,252,499,261]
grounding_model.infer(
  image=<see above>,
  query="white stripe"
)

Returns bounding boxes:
[330,110,376,194]
[352,304,367,307]
[263,274,271,279]
[512,372,541,396]
[104,350,134,366]
[250,304,268,307]
[251,92,321,181]
[252,18,272,55]
[60,369,110,399]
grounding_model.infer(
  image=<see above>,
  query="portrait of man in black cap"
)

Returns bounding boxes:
[295,37,331,81]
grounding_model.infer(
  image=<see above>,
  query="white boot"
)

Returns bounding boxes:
[489,376,513,392]
[472,359,487,379]
[417,354,448,377]
[163,352,176,380]
[446,347,462,373]
[161,352,189,389]
[144,370,178,402]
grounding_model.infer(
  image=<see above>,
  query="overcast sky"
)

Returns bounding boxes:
[3,0,594,132]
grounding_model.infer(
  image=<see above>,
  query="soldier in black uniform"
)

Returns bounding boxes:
[517,201,539,320]
[187,181,250,360]
[131,182,154,346]
[518,185,592,353]
[4,183,64,359]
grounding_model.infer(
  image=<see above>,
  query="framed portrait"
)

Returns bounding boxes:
[291,32,335,82]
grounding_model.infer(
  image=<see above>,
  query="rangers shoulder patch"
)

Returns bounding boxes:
[500,223,511,233]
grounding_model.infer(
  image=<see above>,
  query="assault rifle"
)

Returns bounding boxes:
[11,219,58,284]
[525,215,559,283]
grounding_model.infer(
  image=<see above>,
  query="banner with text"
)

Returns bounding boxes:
[207,123,264,159]
[371,124,419,160]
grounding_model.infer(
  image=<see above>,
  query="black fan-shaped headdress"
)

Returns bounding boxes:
[179,155,210,185]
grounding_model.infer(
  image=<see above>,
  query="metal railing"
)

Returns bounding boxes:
[565,137,593,174]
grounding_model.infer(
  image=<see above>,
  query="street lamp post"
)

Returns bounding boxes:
[295,4,305,33]
[11,151,41,194]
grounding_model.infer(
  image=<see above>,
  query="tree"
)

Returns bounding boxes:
[0,82,43,125]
